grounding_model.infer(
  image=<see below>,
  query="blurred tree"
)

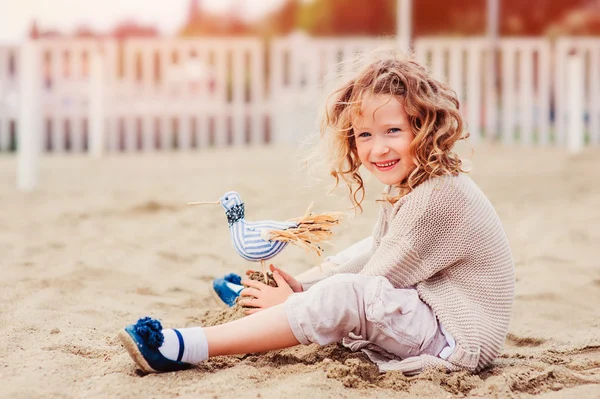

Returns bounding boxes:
[415,0,596,36]
[179,0,251,36]
[413,0,485,36]
[500,0,590,35]
[298,0,396,36]
[546,1,600,36]
[259,0,301,36]
[112,21,159,40]
[28,20,63,39]
[29,20,40,39]
[294,0,487,36]
[266,0,598,37]
[74,26,99,38]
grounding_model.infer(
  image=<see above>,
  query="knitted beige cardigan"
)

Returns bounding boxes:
[327,173,515,374]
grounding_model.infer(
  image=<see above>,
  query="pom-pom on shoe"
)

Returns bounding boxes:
[118,317,192,373]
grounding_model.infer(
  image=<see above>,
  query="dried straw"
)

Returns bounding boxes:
[266,204,343,257]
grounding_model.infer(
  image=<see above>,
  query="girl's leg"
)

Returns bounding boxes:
[204,304,299,356]
[284,274,447,360]
[188,273,390,362]
[119,303,300,373]
[184,273,438,361]
[121,273,445,373]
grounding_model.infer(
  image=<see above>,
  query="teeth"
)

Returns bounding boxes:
[375,160,398,167]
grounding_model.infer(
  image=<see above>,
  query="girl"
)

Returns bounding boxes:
[119,53,514,375]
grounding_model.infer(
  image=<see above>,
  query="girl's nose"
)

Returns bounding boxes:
[373,137,390,156]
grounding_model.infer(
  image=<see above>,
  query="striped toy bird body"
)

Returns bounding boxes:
[219,191,297,262]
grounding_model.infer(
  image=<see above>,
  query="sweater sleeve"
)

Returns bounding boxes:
[298,241,373,291]
[325,236,374,266]
[326,247,374,275]
[296,236,375,291]
[358,177,468,288]
[325,204,390,277]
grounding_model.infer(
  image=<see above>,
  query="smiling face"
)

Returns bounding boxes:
[352,93,416,186]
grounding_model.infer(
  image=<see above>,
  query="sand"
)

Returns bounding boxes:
[1,143,600,398]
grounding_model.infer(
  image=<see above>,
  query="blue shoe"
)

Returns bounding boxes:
[223,273,242,285]
[118,317,192,373]
[212,275,243,307]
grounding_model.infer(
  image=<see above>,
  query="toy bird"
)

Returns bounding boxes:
[188,191,342,283]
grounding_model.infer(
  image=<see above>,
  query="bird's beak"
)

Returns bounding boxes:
[187,200,220,205]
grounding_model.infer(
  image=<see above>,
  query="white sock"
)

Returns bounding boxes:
[158,327,209,364]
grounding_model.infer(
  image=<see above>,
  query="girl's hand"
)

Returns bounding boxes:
[269,264,304,293]
[239,265,299,315]
[245,264,304,293]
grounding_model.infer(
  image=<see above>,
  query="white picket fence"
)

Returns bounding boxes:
[270,34,397,144]
[1,34,598,154]
[413,37,556,146]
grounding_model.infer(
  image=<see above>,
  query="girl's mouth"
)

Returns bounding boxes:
[373,159,399,171]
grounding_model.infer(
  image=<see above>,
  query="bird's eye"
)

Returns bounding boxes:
[225,197,229,201]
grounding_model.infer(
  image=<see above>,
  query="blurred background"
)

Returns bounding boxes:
[1,1,599,190]
[2,3,600,397]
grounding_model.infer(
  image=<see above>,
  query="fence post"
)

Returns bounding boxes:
[466,43,481,143]
[17,40,41,191]
[567,53,585,154]
[397,0,412,53]
[270,32,311,145]
[89,48,105,157]
[268,39,281,144]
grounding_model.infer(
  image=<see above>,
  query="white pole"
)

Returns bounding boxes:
[89,49,105,157]
[397,0,412,53]
[487,0,499,43]
[269,38,284,144]
[567,53,585,155]
[466,45,481,143]
[501,45,515,145]
[17,40,41,191]
[485,0,499,140]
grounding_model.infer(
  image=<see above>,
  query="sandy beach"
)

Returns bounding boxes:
[1,143,600,398]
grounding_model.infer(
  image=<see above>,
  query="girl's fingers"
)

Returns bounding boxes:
[270,264,292,281]
[270,264,301,291]
[239,287,260,298]
[240,297,263,314]
[239,297,258,308]
[241,279,265,289]
[272,271,287,287]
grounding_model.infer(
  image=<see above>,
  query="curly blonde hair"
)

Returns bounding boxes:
[321,52,469,212]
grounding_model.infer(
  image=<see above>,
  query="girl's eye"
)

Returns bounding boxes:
[387,128,401,134]
[357,132,371,138]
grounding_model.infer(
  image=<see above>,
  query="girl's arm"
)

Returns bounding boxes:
[324,236,374,266]
[296,236,374,290]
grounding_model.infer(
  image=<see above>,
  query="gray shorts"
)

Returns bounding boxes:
[284,273,448,361]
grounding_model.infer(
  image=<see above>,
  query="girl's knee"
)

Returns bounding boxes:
[304,274,385,315]
[286,274,376,345]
